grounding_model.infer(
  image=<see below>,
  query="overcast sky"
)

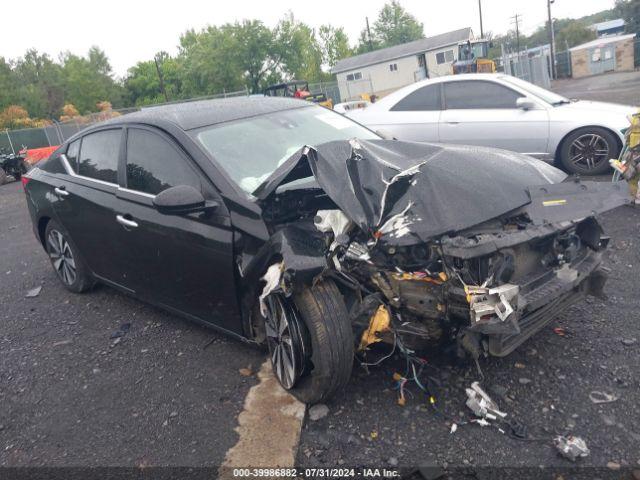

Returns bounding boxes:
[1,0,616,77]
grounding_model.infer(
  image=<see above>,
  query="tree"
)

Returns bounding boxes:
[556,22,597,49]
[60,47,122,114]
[616,0,640,34]
[318,25,352,68]
[0,105,35,129]
[372,1,424,48]
[12,50,64,118]
[274,14,324,82]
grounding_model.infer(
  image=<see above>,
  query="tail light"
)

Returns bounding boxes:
[21,176,31,188]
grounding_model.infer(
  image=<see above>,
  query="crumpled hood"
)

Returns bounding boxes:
[259,139,568,245]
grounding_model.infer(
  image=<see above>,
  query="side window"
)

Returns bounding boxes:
[126,128,201,195]
[77,130,121,183]
[391,84,442,111]
[65,139,80,172]
[444,81,523,109]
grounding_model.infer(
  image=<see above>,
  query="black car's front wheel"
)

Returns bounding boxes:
[263,280,354,404]
[44,220,94,293]
[559,127,619,175]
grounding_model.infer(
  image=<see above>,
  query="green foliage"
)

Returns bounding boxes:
[556,22,597,49]
[616,0,640,34]
[356,1,423,53]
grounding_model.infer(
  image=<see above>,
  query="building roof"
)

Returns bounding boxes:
[331,27,472,74]
[569,32,636,52]
[103,96,307,131]
[592,18,625,32]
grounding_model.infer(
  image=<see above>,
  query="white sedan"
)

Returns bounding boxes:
[347,73,636,175]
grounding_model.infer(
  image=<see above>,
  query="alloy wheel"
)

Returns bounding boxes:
[569,133,610,171]
[264,294,308,390]
[46,229,77,286]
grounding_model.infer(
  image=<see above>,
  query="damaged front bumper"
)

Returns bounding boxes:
[457,248,608,356]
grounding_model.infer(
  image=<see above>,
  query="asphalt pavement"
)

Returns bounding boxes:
[0,181,263,469]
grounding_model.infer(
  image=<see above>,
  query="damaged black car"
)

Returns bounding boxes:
[23,97,629,404]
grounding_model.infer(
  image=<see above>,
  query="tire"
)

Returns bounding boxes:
[44,220,95,293]
[0,167,6,185]
[264,280,354,404]
[559,127,619,175]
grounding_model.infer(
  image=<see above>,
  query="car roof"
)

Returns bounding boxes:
[99,96,309,131]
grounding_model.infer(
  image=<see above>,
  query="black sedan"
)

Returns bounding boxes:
[23,97,628,403]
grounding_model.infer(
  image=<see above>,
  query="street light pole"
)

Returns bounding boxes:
[547,0,557,79]
[478,0,484,38]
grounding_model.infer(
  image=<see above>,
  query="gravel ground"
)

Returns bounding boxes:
[296,204,640,476]
[0,181,264,468]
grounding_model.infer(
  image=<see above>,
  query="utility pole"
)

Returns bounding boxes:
[154,54,169,103]
[365,17,373,51]
[547,0,557,80]
[511,14,521,54]
[478,0,484,38]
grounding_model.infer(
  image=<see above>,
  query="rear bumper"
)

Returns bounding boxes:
[469,249,606,356]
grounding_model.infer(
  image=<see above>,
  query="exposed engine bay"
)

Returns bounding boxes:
[252,139,629,363]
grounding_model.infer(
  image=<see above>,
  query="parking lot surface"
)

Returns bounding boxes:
[0,181,263,468]
[552,70,640,106]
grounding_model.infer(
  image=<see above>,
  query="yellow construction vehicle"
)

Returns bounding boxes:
[452,39,496,74]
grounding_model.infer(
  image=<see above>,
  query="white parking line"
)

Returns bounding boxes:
[218,359,306,477]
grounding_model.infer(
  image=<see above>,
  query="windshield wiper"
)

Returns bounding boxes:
[552,99,572,106]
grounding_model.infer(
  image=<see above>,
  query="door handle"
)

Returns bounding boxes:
[116,214,139,229]
[54,186,69,197]
[446,121,460,125]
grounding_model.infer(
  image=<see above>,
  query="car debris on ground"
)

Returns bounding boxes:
[25,285,42,298]
[554,435,590,461]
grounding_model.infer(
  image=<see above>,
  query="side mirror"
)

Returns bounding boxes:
[516,97,537,110]
[153,185,218,215]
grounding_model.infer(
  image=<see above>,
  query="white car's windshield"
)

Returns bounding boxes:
[195,106,378,195]
[501,75,570,105]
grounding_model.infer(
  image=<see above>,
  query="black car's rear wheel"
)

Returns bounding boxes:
[44,220,94,293]
[263,280,354,404]
[559,127,619,175]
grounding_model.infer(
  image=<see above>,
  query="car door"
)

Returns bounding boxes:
[375,83,442,142]
[111,125,241,333]
[439,80,550,157]
[52,128,136,288]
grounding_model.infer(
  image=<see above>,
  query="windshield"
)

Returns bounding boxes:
[500,75,570,105]
[195,105,378,195]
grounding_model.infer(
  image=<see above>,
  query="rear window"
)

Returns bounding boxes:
[78,129,121,184]
[391,84,442,111]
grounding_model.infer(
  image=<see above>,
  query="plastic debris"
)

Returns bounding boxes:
[258,262,284,317]
[554,435,590,461]
[465,381,507,420]
[25,286,42,298]
[450,423,458,434]
[553,327,567,336]
[359,305,391,351]
[589,391,619,404]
